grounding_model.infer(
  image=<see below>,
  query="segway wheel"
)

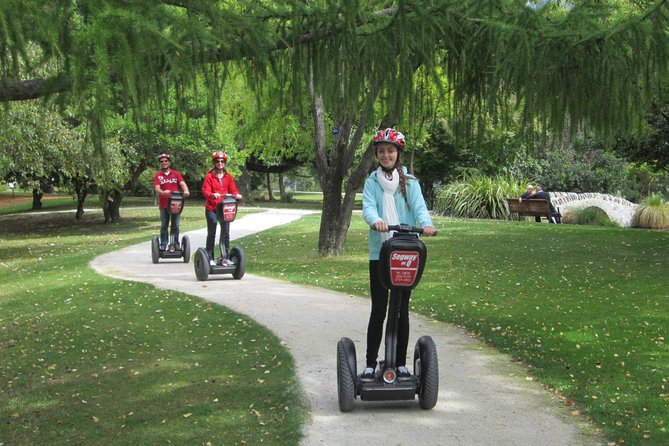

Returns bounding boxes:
[414,335,439,410]
[151,236,160,264]
[230,246,246,280]
[194,248,210,281]
[181,235,191,263]
[336,337,357,412]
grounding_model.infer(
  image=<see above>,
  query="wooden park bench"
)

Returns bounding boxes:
[506,198,561,223]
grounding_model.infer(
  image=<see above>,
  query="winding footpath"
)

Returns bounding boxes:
[90,209,604,446]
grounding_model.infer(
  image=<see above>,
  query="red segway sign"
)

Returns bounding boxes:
[222,202,237,222]
[389,250,420,287]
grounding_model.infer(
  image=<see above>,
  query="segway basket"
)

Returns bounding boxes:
[378,231,427,291]
[168,192,184,215]
[216,196,238,223]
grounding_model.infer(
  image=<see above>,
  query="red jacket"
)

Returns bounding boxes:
[201,170,240,211]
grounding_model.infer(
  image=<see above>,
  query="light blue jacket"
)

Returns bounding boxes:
[362,167,433,260]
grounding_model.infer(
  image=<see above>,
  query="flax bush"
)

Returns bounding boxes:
[434,172,527,219]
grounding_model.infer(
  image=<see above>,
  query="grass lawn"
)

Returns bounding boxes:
[0,201,307,446]
[2,197,667,446]
[240,214,669,446]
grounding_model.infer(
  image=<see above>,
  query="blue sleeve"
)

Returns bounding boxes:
[408,178,433,228]
[362,176,383,226]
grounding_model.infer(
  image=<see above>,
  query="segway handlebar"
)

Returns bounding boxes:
[372,224,437,236]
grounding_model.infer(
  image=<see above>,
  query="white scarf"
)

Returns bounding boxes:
[377,166,399,241]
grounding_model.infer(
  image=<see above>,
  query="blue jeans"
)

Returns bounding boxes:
[160,207,181,247]
[206,209,230,258]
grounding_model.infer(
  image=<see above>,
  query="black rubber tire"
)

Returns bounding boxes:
[194,248,210,281]
[151,236,160,264]
[230,246,246,280]
[337,338,357,412]
[414,335,439,410]
[181,235,190,263]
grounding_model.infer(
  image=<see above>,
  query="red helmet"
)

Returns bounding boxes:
[158,152,170,160]
[212,150,228,162]
[372,128,406,149]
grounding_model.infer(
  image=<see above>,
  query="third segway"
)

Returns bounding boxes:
[337,224,439,411]
[151,191,190,264]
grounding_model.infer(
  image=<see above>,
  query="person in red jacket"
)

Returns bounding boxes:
[153,153,190,250]
[201,150,242,265]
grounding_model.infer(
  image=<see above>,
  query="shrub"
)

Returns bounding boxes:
[562,206,619,227]
[435,172,527,219]
[633,195,669,229]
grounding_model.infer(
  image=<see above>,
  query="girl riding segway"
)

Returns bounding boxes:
[361,128,436,380]
[336,128,438,412]
[201,150,242,267]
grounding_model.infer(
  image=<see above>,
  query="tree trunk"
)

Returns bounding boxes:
[279,173,287,202]
[237,165,252,204]
[308,69,390,256]
[73,177,88,220]
[31,188,43,210]
[265,172,274,201]
[101,188,123,223]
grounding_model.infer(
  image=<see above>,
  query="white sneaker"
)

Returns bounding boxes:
[360,367,375,381]
[209,260,216,267]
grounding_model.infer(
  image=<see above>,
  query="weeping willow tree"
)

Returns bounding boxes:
[1,0,668,252]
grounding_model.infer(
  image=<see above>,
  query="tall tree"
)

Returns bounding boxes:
[2,0,669,251]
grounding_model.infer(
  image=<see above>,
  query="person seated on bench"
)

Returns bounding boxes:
[530,185,560,223]
[521,184,535,199]
[520,184,535,200]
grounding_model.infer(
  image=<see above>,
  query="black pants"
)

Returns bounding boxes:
[205,209,230,258]
[366,260,411,368]
[159,207,181,247]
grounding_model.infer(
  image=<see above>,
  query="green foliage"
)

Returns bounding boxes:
[633,194,669,229]
[561,206,619,227]
[514,137,632,194]
[623,162,669,203]
[2,0,669,143]
[614,102,669,171]
[434,172,522,219]
[247,214,669,446]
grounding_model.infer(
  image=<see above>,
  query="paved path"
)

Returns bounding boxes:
[90,209,604,446]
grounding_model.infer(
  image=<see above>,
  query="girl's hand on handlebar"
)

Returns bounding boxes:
[235,194,242,200]
[422,225,437,236]
[373,220,389,232]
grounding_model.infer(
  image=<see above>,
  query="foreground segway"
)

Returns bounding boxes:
[337,224,438,412]
[193,195,246,281]
[151,192,191,264]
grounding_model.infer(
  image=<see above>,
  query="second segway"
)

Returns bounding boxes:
[194,195,246,281]
[337,224,439,411]
[151,191,191,263]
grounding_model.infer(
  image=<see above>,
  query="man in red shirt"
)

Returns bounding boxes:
[153,153,190,250]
